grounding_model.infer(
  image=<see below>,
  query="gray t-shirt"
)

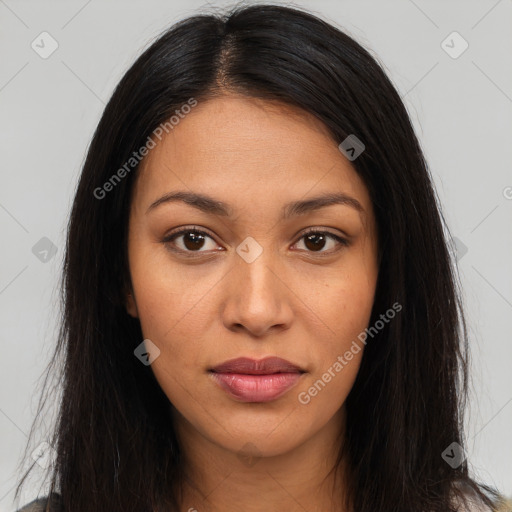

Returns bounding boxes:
[16,493,61,512]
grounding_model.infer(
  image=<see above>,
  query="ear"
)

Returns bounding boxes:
[126,291,139,318]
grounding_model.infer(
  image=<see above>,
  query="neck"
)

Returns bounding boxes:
[172,405,351,512]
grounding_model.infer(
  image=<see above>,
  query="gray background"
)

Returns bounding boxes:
[1,0,511,509]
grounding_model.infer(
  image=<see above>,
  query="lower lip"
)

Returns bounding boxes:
[209,372,303,402]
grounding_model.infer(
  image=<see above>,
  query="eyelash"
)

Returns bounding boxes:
[162,226,349,257]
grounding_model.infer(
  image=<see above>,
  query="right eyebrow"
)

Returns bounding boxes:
[146,191,233,216]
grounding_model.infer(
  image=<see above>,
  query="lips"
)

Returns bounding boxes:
[210,356,305,375]
[209,357,306,402]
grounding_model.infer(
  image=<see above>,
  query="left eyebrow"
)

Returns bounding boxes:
[282,192,364,218]
[146,190,364,218]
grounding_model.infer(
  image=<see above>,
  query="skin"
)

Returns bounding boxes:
[126,94,379,512]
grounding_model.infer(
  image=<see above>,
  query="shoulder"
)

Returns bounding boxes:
[497,497,512,512]
[15,493,62,512]
[453,491,512,512]
[16,498,48,512]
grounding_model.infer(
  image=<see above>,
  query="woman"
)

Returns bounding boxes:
[14,3,508,511]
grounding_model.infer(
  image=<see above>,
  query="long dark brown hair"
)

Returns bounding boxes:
[15,3,504,511]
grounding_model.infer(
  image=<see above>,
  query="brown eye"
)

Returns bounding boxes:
[181,231,207,251]
[294,230,348,254]
[163,227,348,257]
[163,227,220,254]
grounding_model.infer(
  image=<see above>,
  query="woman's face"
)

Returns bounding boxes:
[126,94,379,459]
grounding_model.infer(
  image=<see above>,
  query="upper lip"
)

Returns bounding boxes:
[209,357,305,375]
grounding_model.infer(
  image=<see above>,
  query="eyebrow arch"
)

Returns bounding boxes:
[146,190,364,217]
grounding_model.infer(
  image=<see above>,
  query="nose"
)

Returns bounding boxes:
[221,249,294,338]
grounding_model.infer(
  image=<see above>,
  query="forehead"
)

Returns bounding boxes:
[133,94,372,216]
[145,95,339,167]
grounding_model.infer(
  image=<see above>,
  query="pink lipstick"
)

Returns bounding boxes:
[209,356,305,403]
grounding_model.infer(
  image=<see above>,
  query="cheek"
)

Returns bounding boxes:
[296,350,362,429]
[129,241,220,340]
[295,258,376,405]
[294,294,369,425]
[127,246,219,401]
[132,277,214,382]
[303,255,377,347]
[132,277,210,413]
